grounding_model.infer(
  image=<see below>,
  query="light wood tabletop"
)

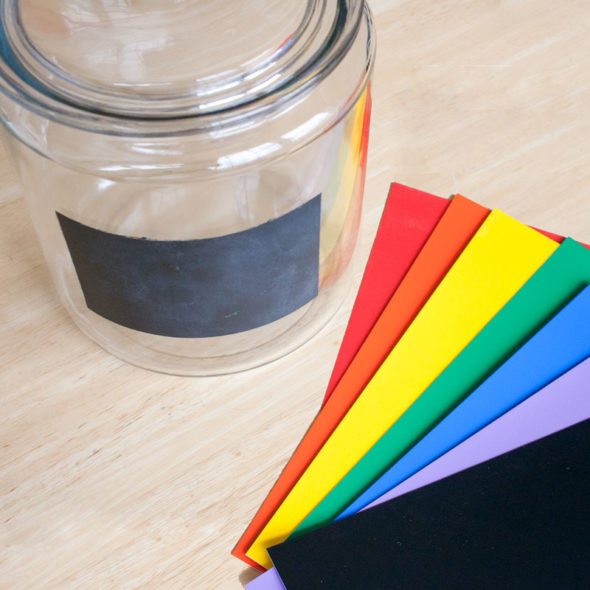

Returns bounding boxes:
[1,1,589,588]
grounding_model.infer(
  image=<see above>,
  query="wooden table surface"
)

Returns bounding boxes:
[1,1,589,588]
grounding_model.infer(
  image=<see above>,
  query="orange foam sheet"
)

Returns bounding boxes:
[233,194,489,568]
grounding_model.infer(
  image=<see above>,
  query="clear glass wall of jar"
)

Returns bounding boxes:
[0,0,375,375]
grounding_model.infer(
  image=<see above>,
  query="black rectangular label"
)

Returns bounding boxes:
[57,195,321,338]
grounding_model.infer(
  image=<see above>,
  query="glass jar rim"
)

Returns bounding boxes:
[0,0,371,138]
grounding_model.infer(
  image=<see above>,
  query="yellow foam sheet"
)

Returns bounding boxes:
[247,209,557,568]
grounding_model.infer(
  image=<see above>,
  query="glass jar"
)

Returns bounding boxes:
[0,0,375,375]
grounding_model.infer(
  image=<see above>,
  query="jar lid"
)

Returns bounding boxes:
[0,0,364,120]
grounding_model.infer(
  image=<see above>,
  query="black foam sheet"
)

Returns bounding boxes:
[268,418,590,590]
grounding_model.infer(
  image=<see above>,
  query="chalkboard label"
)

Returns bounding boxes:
[57,195,321,338]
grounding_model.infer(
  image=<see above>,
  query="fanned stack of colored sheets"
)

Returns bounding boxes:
[234,184,590,590]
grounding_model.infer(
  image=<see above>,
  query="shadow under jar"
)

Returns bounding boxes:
[0,0,375,375]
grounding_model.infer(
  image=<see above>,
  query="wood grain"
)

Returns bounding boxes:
[1,1,589,588]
